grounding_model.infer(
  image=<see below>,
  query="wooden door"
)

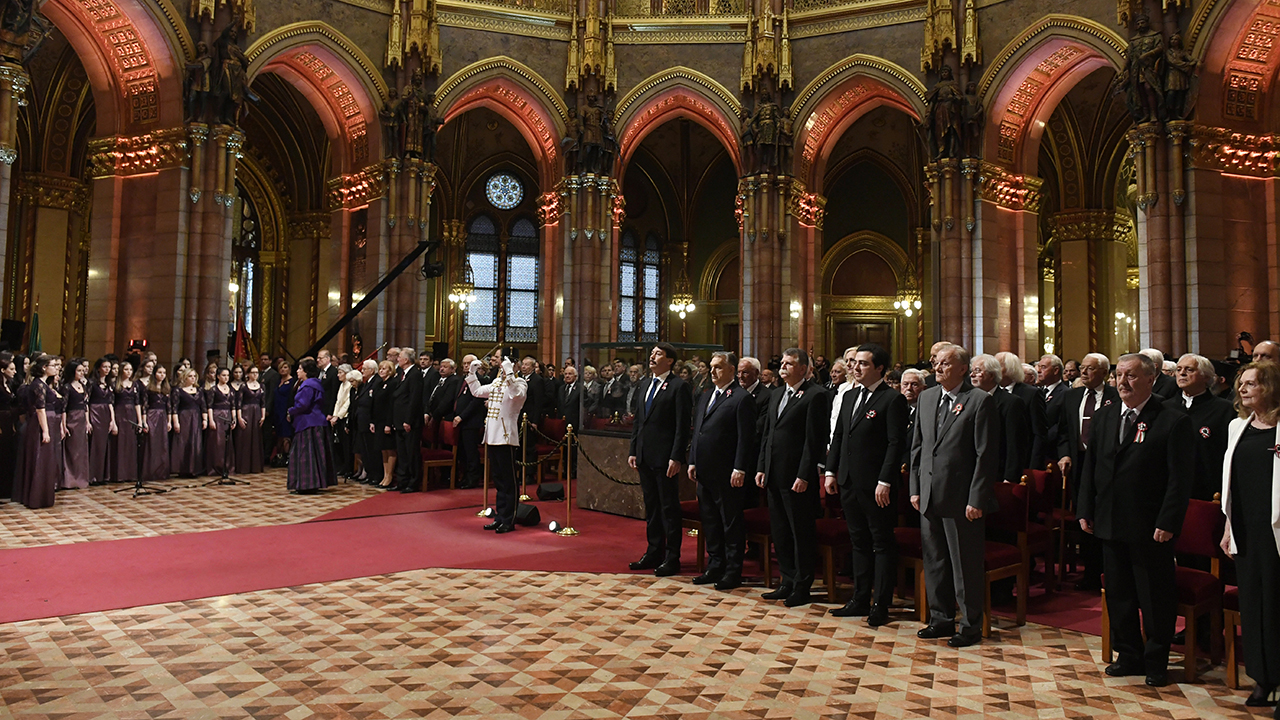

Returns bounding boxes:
[832,320,892,355]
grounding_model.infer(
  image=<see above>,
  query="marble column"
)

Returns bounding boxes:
[558,173,619,359]
[738,173,792,357]
[1051,210,1133,360]
[0,63,30,315]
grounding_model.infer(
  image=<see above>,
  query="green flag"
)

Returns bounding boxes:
[27,309,40,355]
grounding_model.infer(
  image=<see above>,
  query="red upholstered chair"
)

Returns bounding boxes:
[743,507,773,588]
[1024,467,1064,591]
[816,518,851,602]
[680,500,703,572]
[894,465,928,622]
[1224,586,1241,689]
[420,421,458,489]
[535,418,568,483]
[1100,497,1225,682]
[983,481,1030,637]
[422,418,439,447]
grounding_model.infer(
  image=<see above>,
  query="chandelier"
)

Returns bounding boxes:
[447,262,477,310]
[892,271,922,317]
[669,251,695,319]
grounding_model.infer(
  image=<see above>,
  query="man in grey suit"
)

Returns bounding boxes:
[909,343,1000,647]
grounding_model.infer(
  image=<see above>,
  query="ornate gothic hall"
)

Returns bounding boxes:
[1,0,1279,716]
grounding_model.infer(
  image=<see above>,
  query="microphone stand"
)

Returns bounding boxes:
[113,417,170,498]
[204,412,250,486]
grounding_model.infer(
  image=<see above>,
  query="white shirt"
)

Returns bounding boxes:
[1078,385,1106,437]
[1042,380,1063,398]
[744,380,761,395]
[1181,390,1201,409]
[827,380,856,447]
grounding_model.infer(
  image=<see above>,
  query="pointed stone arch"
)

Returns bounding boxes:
[821,230,911,295]
[1191,0,1280,130]
[614,69,743,181]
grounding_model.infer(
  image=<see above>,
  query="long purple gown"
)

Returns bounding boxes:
[112,382,141,482]
[61,383,90,489]
[207,385,238,476]
[143,388,172,482]
[87,381,114,485]
[235,384,265,474]
[15,379,64,509]
[170,387,206,476]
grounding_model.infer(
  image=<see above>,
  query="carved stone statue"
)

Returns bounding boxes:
[213,22,257,126]
[0,0,52,63]
[600,108,618,176]
[396,69,432,158]
[749,93,780,173]
[421,91,443,162]
[1119,14,1164,124]
[1164,33,1197,122]
[379,88,400,160]
[184,41,213,123]
[738,104,756,174]
[924,64,963,160]
[962,81,984,158]
[777,104,794,172]
[580,93,605,174]
[561,106,582,174]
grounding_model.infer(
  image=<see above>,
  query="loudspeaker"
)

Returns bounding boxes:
[536,483,565,502]
[513,503,541,526]
[0,319,25,352]
[432,341,450,361]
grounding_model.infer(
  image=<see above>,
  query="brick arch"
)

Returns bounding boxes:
[1193,0,1280,130]
[614,73,742,182]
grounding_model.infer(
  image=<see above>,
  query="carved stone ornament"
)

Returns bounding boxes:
[86,128,190,179]
[1187,124,1280,178]
[16,173,89,211]
[977,162,1044,212]
[326,163,393,211]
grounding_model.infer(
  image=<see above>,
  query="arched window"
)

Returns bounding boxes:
[463,215,500,343]
[505,218,539,343]
[230,180,260,341]
[618,230,661,342]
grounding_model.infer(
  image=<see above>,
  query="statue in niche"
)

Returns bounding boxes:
[1117,13,1164,124]
[749,92,780,174]
[0,0,52,63]
[1164,33,1198,121]
[184,41,213,123]
[580,93,605,174]
[213,21,258,126]
[961,81,984,158]
[561,106,583,174]
[396,69,433,158]
[776,105,794,172]
[379,88,401,160]
[600,106,618,176]
[421,91,443,162]
[924,64,963,160]
[738,104,756,175]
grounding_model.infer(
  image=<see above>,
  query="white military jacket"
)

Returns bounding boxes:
[466,368,528,447]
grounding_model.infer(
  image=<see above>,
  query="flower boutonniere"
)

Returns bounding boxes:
[796,390,805,398]
[660,381,668,392]
[1103,399,1113,407]
[1269,444,1280,459]
[1135,422,1148,444]
[865,409,877,419]
[1199,426,1211,439]
[952,402,964,416]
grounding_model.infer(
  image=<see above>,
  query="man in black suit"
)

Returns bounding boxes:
[628,343,693,577]
[688,351,757,591]
[756,348,830,607]
[1167,353,1235,500]
[260,353,280,461]
[557,365,581,478]
[997,351,1049,469]
[317,349,340,418]
[425,359,461,426]
[910,343,999,647]
[519,356,546,483]
[824,343,909,625]
[737,356,770,509]
[899,368,926,470]
[392,347,425,492]
[1056,352,1120,590]
[452,354,485,489]
[1078,352,1194,687]
[973,354,1033,484]
[1037,353,1070,459]
[1142,348,1178,400]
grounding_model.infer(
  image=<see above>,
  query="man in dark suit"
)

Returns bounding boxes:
[1056,352,1120,590]
[688,351,757,591]
[737,356,770,509]
[1142,348,1178,400]
[628,343,693,577]
[260,353,280,461]
[1078,352,1195,687]
[899,368,926,470]
[997,351,1049,469]
[452,354,485,489]
[1037,353,1070,459]
[557,365,581,478]
[425,359,461,425]
[756,348,830,607]
[824,343,909,625]
[317,349,340,418]
[1167,353,1235,500]
[519,356,546,483]
[392,347,425,492]
[973,354,1032,484]
[910,343,999,647]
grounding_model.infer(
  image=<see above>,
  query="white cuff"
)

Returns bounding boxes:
[877,481,891,488]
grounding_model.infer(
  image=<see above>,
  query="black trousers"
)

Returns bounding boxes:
[394,423,422,489]
[696,477,745,578]
[638,464,682,562]
[333,418,351,475]
[487,444,518,526]
[1237,538,1280,686]
[839,482,898,609]
[1103,538,1177,673]
[767,480,819,591]
[458,427,483,487]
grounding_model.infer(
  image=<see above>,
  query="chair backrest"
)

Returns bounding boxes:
[987,481,1029,534]
[1174,498,1226,561]
[540,417,568,441]
[437,420,457,448]
[422,419,438,445]
[1023,468,1059,518]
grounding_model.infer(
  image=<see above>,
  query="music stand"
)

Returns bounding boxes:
[113,418,170,498]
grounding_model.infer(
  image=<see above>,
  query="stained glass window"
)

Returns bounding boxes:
[486,173,523,210]
[464,215,499,343]
[505,218,539,343]
[617,230,661,342]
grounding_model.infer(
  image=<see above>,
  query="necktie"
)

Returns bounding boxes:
[1042,385,1050,398]
[1081,390,1096,450]
[851,386,868,417]
[644,377,659,415]
[937,394,952,433]
[430,377,445,402]
[706,388,721,416]
[1122,408,1137,444]
[778,387,794,418]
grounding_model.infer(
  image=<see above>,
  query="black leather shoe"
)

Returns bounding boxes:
[829,601,870,618]
[917,624,955,639]
[1104,662,1145,678]
[947,632,981,648]
[691,572,721,585]
[867,606,891,627]
[654,561,680,577]
[629,555,661,571]
[494,524,515,534]
[484,521,501,530]
[761,586,793,601]
[399,486,419,493]
[1246,684,1278,707]
[714,576,742,591]
[1145,672,1168,687]
[783,589,812,608]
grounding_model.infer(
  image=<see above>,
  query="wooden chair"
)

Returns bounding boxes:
[816,518,851,602]
[1224,586,1241,689]
[1024,466,1063,591]
[894,465,928,622]
[680,500,704,572]
[984,481,1030,637]
[743,507,773,588]
[420,421,458,489]
[535,418,568,483]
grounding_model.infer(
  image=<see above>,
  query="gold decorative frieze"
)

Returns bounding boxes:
[289,212,331,243]
[437,9,570,40]
[190,0,255,31]
[613,22,746,44]
[86,128,190,178]
[15,174,90,212]
[977,162,1043,212]
[1187,124,1280,177]
[1049,210,1132,244]
[788,179,827,229]
[326,163,393,210]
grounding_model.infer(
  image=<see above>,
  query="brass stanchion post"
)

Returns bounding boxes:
[477,443,490,517]
[557,425,578,536]
[519,412,531,501]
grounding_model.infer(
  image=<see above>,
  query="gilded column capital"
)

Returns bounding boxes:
[288,212,330,243]
[86,128,190,179]
[16,173,90,211]
[537,190,563,228]
[1186,124,1280,177]
[1049,209,1136,264]
[326,163,390,211]
[976,163,1043,212]
[788,179,826,229]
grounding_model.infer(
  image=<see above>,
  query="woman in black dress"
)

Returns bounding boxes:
[1223,362,1280,710]
[112,360,143,483]
[272,361,296,463]
[350,365,373,483]
[142,365,173,483]
[170,368,206,477]
[235,365,266,474]
[15,355,65,509]
[207,367,238,478]
[86,358,116,485]
[370,360,398,488]
[61,359,90,490]
[0,352,19,500]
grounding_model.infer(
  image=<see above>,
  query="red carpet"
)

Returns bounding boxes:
[306,487,483,522]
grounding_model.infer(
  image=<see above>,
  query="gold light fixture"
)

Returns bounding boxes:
[448,262,477,310]
[892,268,922,317]
[668,258,695,319]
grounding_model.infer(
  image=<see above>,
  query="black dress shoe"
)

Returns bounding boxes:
[947,632,981,648]
[691,572,722,585]
[1104,662,1145,678]
[761,586,793,601]
[784,589,812,608]
[629,555,661,571]
[829,601,870,618]
[654,561,680,577]
[714,576,742,591]
[867,606,891,627]
[1246,684,1279,707]
[1145,672,1168,687]
[495,524,515,534]
[484,521,501,530]
[917,624,955,639]
[399,486,419,493]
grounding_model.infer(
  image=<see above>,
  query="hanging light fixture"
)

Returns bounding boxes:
[892,271,922,318]
[447,261,477,310]
[668,245,695,319]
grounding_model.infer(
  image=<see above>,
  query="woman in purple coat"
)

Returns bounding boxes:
[286,358,336,494]
[60,359,90,490]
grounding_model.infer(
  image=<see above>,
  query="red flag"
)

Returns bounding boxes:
[234,310,248,362]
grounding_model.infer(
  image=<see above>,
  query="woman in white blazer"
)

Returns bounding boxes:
[1220,362,1280,710]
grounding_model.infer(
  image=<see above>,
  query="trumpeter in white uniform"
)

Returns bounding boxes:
[466,352,528,533]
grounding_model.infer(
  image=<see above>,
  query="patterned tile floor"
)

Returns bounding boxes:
[0,470,381,548]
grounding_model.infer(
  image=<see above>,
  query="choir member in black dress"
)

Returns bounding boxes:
[0,353,19,500]
[15,355,65,509]
[136,358,155,391]
[86,358,115,486]
[272,361,296,463]
[207,367,238,478]
[1222,362,1280,709]
[142,365,173,483]
[235,365,266,474]
[112,360,143,483]
[61,359,90,490]
[350,362,375,483]
[371,360,398,488]
[170,369,206,477]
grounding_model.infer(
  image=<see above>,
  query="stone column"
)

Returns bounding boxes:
[738,173,792,357]
[537,191,564,364]
[374,158,433,349]
[789,181,824,354]
[1050,210,1133,360]
[559,172,620,359]
[1130,123,1174,353]
[0,62,30,312]
[10,174,89,355]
